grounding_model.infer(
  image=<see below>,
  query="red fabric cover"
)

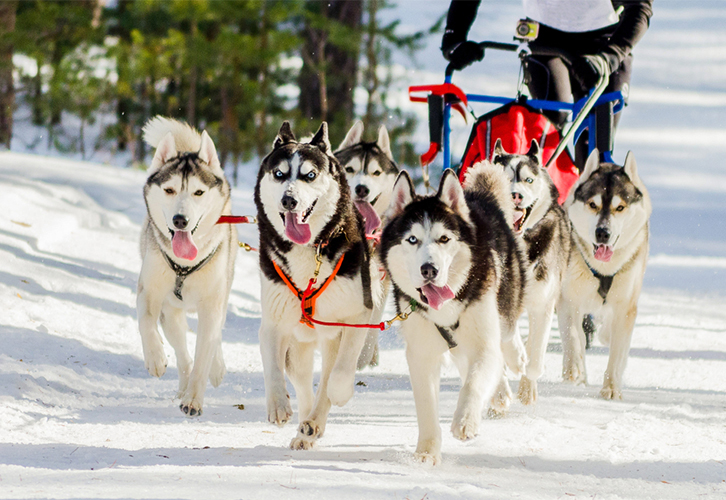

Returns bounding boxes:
[457,103,578,204]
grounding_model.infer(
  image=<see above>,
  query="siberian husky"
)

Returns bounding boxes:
[381,165,526,464]
[137,116,237,416]
[558,150,651,400]
[490,138,571,404]
[255,121,382,449]
[335,120,399,368]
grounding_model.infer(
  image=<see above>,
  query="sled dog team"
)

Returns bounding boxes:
[137,116,651,464]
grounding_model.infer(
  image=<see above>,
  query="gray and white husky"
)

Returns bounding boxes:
[558,150,651,400]
[490,138,571,405]
[255,121,382,449]
[381,165,526,464]
[137,116,237,416]
[335,120,399,369]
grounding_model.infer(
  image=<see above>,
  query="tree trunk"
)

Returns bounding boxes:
[298,0,362,138]
[0,1,17,149]
[186,18,198,126]
[363,0,379,132]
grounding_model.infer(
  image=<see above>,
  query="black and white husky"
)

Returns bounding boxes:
[255,121,382,449]
[558,150,651,400]
[137,116,237,416]
[381,165,526,464]
[335,120,399,368]
[490,139,571,405]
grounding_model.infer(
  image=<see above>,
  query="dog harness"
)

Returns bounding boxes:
[585,262,614,303]
[272,253,345,329]
[163,244,220,301]
[401,294,459,349]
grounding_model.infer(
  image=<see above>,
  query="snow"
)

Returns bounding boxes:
[2,1,726,499]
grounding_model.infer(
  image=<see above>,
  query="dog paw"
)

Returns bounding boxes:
[488,379,512,417]
[327,370,354,407]
[208,356,226,388]
[179,398,203,417]
[267,393,293,426]
[600,383,623,401]
[414,451,442,466]
[289,420,321,450]
[502,339,527,376]
[143,345,167,378]
[562,363,587,385]
[451,413,479,441]
[517,376,538,405]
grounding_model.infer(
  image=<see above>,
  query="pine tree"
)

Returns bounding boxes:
[0,1,17,149]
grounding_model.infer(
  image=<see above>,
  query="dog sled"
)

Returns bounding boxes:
[409,40,626,203]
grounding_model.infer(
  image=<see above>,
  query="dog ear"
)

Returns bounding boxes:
[310,122,332,155]
[526,139,542,164]
[623,151,639,181]
[437,169,470,221]
[387,170,415,219]
[336,120,363,152]
[377,125,394,161]
[198,130,222,172]
[149,132,177,173]
[273,121,296,149]
[491,138,505,163]
[580,148,600,183]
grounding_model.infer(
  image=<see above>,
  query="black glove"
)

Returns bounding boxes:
[442,40,484,71]
[571,54,608,91]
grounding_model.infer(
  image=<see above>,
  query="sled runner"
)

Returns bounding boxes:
[409,41,626,203]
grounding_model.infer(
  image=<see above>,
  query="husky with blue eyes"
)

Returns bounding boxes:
[137,116,237,418]
[254,121,382,450]
[380,164,525,465]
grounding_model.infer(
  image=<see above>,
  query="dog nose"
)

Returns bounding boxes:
[281,194,298,211]
[355,184,370,198]
[172,214,189,230]
[595,227,610,243]
[420,263,438,281]
[512,192,523,205]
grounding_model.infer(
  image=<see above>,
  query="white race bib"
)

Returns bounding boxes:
[523,0,620,33]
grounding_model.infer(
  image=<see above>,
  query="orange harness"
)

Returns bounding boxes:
[272,253,345,329]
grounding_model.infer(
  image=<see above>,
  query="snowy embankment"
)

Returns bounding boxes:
[1,151,725,500]
[2,0,726,498]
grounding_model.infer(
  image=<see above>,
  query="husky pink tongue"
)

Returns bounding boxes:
[354,200,381,237]
[594,244,614,262]
[172,231,198,260]
[285,212,312,245]
[513,209,525,232]
[420,283,455,310]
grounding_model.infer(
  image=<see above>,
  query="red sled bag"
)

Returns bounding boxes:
[457,101,578,204]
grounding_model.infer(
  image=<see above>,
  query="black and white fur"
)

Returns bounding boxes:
[335,120,399,369]
[558,150,651,400]
[381,165,526,464]
[255,121,382,449]
[137,116,237,416]
[489,139,571,405]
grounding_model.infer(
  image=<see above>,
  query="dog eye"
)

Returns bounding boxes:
[525,178,534,184]
[305,171,317,181]
[372,171,381,177]
[439,235,450,244]
[345,166,355,174]
[589,202,598,210]
[406,235,418,245]
[194,190,204,196]
[615,205,625,212]
[164,187,175,195]
[274,170,284,179]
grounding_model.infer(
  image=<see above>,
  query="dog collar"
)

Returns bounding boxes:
[401,294,459,349]
[573,235,615,303]
[162,245,220,301]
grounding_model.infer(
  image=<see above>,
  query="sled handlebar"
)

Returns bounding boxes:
[445,41,574,77]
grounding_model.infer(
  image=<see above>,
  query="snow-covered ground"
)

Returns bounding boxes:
[1,1,725,499]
